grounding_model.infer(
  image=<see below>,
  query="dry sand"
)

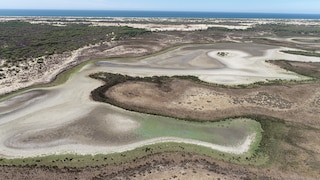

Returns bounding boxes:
[0,44,99,96]
[96,44,319,85]
[1,134,255,159]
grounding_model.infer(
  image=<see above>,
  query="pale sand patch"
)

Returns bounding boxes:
[0,44,98,96]
[0,133,256,159]
[5,137,77,149]
[101,45,149,56]
[96,45,317,85]
[0,64,103,127]
[0,90,46,115]
[92,22,251,31]
[170,87,232,110]
[105,114,140,133]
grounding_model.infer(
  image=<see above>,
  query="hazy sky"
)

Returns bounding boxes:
[1,0,320,14]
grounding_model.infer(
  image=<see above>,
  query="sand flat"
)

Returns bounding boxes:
[96,43,318,85]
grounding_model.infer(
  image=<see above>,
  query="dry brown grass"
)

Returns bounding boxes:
[105,78,320,128]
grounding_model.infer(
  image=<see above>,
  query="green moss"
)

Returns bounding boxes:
[135,116,260,146]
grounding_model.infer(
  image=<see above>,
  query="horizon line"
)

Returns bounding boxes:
[1,9,320,15]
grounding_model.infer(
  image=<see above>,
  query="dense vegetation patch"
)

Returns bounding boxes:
[254,24,320,36]
[0,21,149,62]
[208,23,320,37]
[281,50,320,57]
[267,60,320,80]
[90,73,206,116]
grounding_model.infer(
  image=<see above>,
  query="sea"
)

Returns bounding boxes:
[0,9,320,19]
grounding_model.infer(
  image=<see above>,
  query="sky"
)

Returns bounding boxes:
[1,0,320,14]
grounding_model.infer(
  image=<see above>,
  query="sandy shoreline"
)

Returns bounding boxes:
[1,134,256,159]
[95,45,318,85]
[0,43,100,96]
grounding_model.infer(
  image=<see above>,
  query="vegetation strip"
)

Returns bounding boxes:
[281,50,320,57]
[0,21,149,62]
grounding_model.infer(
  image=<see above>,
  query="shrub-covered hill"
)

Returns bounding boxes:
[0,21,149,62]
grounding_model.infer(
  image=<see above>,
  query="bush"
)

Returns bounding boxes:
[0,21,149,62]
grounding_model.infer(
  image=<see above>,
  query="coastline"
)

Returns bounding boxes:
[1,10,320,19]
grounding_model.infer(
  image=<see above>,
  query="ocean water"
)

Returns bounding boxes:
[0,9,320,19]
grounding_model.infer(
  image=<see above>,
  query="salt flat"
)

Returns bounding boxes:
[97,43,318,85]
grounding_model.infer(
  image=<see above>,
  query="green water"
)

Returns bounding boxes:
[134,113,261,146]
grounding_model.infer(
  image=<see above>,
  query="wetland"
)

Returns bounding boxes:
[0,18,319,179]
